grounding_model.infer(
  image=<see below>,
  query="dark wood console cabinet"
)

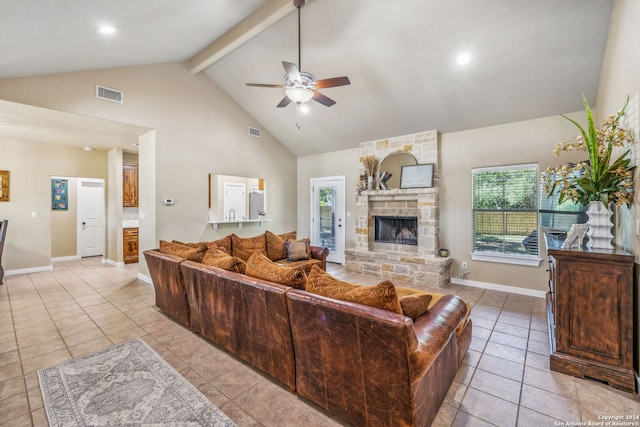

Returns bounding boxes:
[546,242,635,392]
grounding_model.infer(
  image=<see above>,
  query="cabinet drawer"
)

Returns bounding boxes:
[124,228,138,236]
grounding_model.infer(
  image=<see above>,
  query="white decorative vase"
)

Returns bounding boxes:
[586,200,614,250]
[367,175,374,191]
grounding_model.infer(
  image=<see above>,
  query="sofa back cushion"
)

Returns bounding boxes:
[265,231,298,261]
[245,252,307,289]
[398,293,432,320]
[266,231,287,261]
[213,235,232,254]
[280,231,297,241]
[306,266,403,315]
[159,240,207,262]
[231,233,266,261]
[172,240,218,251]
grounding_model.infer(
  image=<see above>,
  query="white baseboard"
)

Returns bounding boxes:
[102,259,125,267]
[451,277,546,299]
[51,256,81,262]
[137,273,152,285]
[5,265,53,276]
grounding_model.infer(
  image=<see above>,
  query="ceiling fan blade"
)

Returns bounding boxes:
[277,96,292,108]
[282,61,302,84]
[315,76,351,89]
[312,90,336,107]
[246,83,283,88]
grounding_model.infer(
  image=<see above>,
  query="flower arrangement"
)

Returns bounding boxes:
[542,95,635,207]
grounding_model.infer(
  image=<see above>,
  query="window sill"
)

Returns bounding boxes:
[470,252,542,267]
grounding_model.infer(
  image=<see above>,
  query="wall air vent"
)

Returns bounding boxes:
[248,127,261,137]
[96,85,124,103]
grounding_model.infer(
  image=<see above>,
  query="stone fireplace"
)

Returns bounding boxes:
[345,130,451,288]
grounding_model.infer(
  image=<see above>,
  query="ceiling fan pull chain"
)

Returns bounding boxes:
[295,104,302,130]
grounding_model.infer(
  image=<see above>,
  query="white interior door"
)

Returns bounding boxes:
[78,179,105,257]
[311,176,345,264]
[223,183,246,220]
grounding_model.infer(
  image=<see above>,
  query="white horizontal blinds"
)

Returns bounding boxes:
[472,164,539,256]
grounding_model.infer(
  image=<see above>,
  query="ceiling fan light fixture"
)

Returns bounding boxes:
[285,86,314,104]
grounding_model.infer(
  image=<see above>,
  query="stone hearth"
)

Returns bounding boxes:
[345,130,452,288]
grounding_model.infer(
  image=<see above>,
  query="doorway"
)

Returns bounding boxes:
[223,182,246,221]
[311,176,345,264]
[77,178,105,258]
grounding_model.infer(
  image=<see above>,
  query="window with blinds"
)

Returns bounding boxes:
[472,164,539,256]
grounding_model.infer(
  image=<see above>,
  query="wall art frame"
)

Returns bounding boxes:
[0,170,9,202]
[51,178,68,210]
[400,163,434,189]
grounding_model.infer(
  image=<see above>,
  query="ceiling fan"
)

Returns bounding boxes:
[246,0,350,108]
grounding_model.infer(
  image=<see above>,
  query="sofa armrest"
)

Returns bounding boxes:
[143,249,191,327]
[286,288,461,426]
[409,295,469,374]
[309,245,329,270]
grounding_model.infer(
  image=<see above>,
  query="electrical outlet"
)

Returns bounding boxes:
[461,261,468,270]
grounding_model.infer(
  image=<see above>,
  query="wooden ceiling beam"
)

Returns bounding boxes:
[188,0,294,74]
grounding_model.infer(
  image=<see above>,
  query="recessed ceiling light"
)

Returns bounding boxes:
[84,147,93,151]
[456,52,471,65]
[97,25,117,35]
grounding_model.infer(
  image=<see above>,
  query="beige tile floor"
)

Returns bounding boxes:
[1,257,639,426]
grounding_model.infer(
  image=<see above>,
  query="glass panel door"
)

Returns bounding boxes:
[311,177,345,264]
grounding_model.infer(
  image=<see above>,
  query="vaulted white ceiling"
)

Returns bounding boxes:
[0,0,613,156]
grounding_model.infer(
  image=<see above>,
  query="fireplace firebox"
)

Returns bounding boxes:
[375,216,418,245]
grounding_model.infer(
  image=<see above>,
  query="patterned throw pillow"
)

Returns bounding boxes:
[202,247,234,262]
[231,234,267,261]
[245,252,307,289]
[201,252,246,274]
[282,258,322,275]
[158,240,207,262]
[285,240,310,262]
[306,266,403,315]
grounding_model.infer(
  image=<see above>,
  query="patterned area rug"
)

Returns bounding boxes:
[38,338,235,427]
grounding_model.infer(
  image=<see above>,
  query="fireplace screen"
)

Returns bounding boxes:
[375,216,418,245]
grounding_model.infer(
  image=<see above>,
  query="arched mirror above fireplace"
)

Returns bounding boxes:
[379,152,417,189]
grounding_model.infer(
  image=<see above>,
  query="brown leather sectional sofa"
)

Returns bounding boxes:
[144,232,329,329]
[181,261,297,391]
[144,243,471,427]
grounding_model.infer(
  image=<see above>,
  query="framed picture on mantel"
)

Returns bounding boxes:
[400,164,433,189]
